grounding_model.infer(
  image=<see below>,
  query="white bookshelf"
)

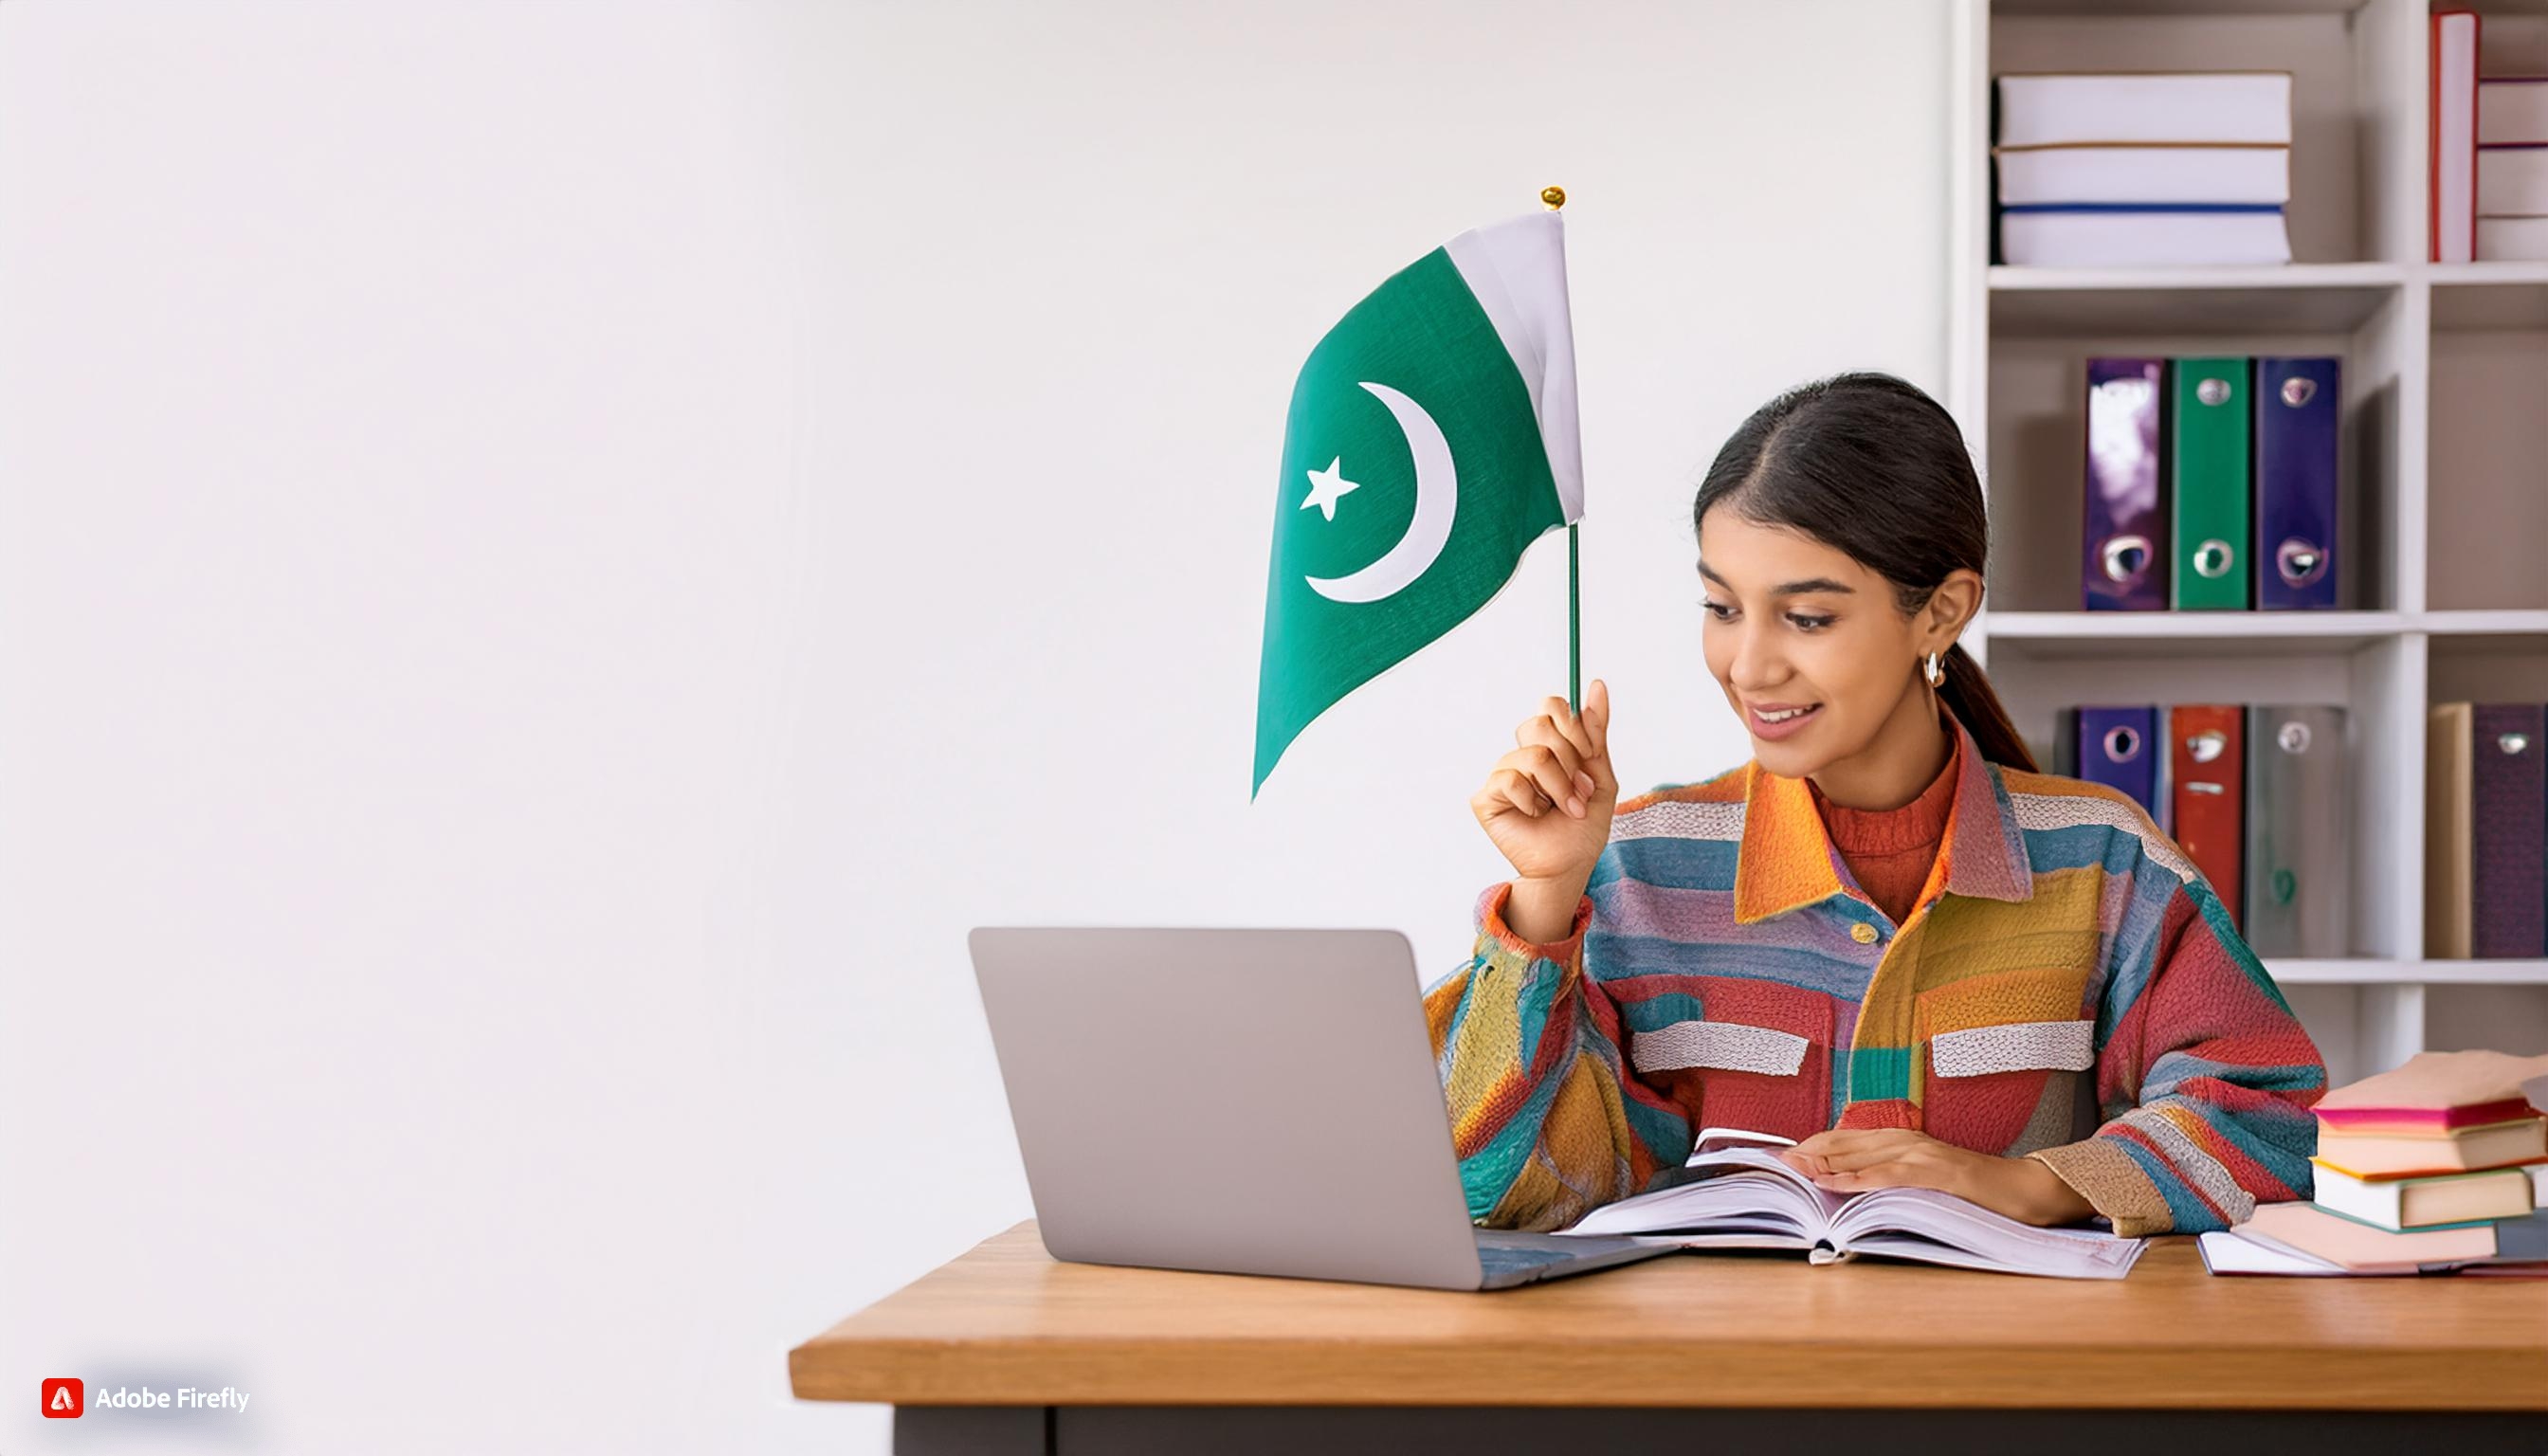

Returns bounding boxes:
[1947,0,2548,1088]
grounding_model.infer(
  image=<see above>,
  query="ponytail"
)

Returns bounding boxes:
[1935,642,2038,773]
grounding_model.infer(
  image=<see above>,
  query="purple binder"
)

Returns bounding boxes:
[2470,703,2546,958]
[2252,356,2340,610]
[2076,706,2160,821]
[2084,358,2167,610]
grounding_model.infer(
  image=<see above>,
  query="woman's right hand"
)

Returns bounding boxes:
[1470,678,1617,889]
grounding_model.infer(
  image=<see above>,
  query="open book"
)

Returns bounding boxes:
[1551,1127,2147,1280]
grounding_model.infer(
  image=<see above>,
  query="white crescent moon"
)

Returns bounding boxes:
[1303,381,1457,604]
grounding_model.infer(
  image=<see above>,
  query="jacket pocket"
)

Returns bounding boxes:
[1915,967,2095,1155]
[1628,975,1835,1143]
[1927,1020,2095,1078]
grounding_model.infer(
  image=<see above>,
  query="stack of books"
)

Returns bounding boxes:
[2082,356,2339,612]
[2206,1050,2548,1276]
[1994,72,2293,266]
[2429,702,2548,958]
[2049,704,2348,956]
[2481,75,2548,260]
[2431,9,2548,263]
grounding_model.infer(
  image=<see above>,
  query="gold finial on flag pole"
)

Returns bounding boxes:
[1541,186,1566,211]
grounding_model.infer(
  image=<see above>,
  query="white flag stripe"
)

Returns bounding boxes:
[1443,210,1585,523]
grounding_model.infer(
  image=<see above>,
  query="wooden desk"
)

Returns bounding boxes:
[792,1220,2548,1455]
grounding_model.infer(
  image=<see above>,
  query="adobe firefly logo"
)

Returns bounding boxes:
[43,1377,83,1418]
[39,1378,250,1415]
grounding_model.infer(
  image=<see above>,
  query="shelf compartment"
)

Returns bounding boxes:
[1982,610,2403,656]
[2428,282,2548,610]
[1989,1,2426,265]
[2426,985,2548,1070]
[2428,630,2548,701]
[1986,634,2420,961]
[1989,266,2403,337]
[1982,286,2409,614]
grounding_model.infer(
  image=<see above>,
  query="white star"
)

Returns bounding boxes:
[1300,456,1362,521]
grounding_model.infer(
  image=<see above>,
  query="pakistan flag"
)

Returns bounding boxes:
[1252,209,1586,797]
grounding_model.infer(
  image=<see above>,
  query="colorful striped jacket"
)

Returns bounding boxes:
[1420,713,2328,1238]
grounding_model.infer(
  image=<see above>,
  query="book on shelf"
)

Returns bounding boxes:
[2244,705,2349,958]
[2433,9,2548,260]
[2427,703,2547,959]
[2056,706,2161,825]
[2478,145,2548,220]
[2478,216,2548,258]
[1551,1127,2146,1280]
[1995,145,2286,209]
[2170,358,2250,610]
[2479,76,2548,261]
[2001,209,2291,268]
[2472,702,2546,957]
[1994,73,2293,266]
[2434,10,2481,264]
[2482,76,2548,144]
[2252,357,2339,610]
[1996,72,2292,148]
[2429,702,2478,958]
[2169,705,2246,928]
[2084,357,2166,610]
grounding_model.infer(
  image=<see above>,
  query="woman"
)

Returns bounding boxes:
[1423,372,2327,1239]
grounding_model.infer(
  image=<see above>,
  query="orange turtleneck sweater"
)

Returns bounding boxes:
[1808,725,1958,928]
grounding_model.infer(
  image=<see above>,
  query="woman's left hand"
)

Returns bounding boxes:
[1776,1129,2095,1227]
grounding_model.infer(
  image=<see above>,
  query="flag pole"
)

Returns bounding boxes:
[1542,185,1579,717]
[1568,520,1580,717]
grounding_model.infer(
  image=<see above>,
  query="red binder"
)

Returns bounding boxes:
[2170,705,2246,928]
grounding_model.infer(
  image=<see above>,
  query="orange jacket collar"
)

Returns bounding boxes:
[1730,712,2036,925]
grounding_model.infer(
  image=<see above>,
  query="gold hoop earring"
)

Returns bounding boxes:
[1923,650,1943,687]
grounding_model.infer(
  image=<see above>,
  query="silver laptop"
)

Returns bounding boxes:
[967,926,1672,1290]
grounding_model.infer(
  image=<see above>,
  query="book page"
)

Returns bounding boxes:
[1832,1186,2146,1278]
[1555,1148,1839,1240]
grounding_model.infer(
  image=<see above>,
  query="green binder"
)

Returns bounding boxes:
[2169,357,2251,610]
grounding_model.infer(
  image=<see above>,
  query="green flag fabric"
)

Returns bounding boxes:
[1251,209,1585,797]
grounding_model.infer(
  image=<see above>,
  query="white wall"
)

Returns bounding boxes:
[0,2,1950,1450]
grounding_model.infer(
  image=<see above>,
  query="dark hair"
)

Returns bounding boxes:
[1690,371,2039,773]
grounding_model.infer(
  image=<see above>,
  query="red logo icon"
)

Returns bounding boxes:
[43,1377,83,1418]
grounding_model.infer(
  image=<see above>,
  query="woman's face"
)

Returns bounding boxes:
[1697,510,1929,779]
